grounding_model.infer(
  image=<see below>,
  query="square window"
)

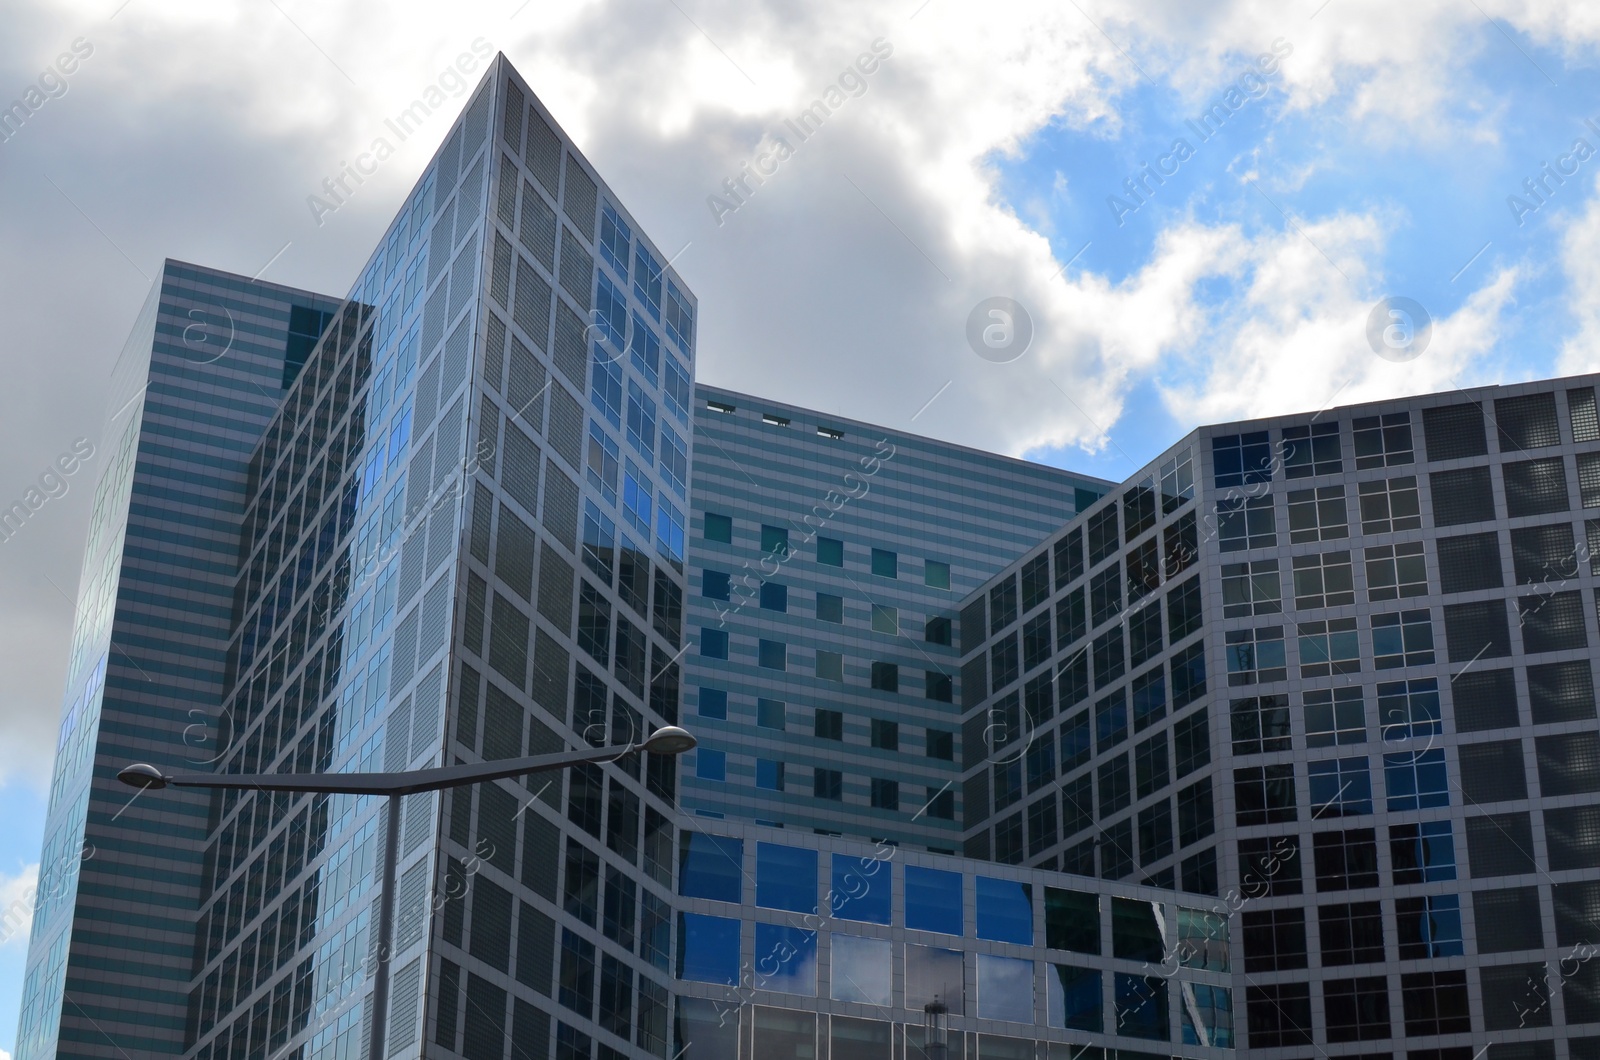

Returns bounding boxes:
[924,615,952,645]
[1242,907,1308,971]
[1376,678,1439,741]
[1225,627,1287,685]
[759,582,788,613]
[1318,901,1385,965]
[870,662,899,693]
[1283,421,1343,478]
[700,628,728,659]
[871,548,898,578]
[924,671,953,702]
[701,570,730,601]
[1313,829,1378,890]
[870,778,898,810]
[1323,975,1390,1042]
[1430,465,1497,525]
[1245,983,1312,1047]
[1234,764,1296,826]
[924,559,950,589]
[1297,617,1360,678]
[757,699,785,730]
[1213,431,1273,487]
[1230,695,1291,755]
[758,640,787,671]
[761,525,789,556]
[1352,411,1414,468]
[816,593,843,623]
[1371,609,1435,669]
[1305,686,1367,747]
[815,650,843,682]
[925,729,954,760]
[1395,894,1463,959]
[1401,971,1471,1036]
[817,536,843,566]
[1366,541,1428,600]
[1291,550,1355,608]
[871,718,899,751]
[1217,496,1275,551]
[1384,749,1449,811]
[696,748,726,782]
[1309,757,1373,817]
[1358,475,1422,533]
[1222,559,1282,617]
[813,768,841,800]
[1390,821,1456,883]
[814,709,843,741]
[1239,835,1301,897]
[698,688,727,720]
[755,759,784,791]
[1287,485,1348,543]
[871,604,898,635]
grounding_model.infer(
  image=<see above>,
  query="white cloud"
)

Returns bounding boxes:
[1558,171,1600,374]
[0,863,40,951]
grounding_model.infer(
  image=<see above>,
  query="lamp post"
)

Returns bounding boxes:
[118,724,698,1060]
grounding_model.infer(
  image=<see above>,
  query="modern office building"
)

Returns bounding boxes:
[682,386,1108,848]
[959,377,1600,1058]
[14,260,341,1060]
[21,43,1600,1060]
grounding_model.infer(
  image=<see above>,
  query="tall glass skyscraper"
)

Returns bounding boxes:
[21,49,1600,1060]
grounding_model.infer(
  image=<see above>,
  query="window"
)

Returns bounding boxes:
[1353,411,1414,468]
[1020,552,1050,611]
[870,718,898,751]
[1089,564,1121,625]
[1528,660,1597,724]
[700,627,728,659]
[1088,506,1120,564]
[1160,449,1195,511]
[1027,725,1056,793]
[695,748,726,782]
[1131,667,1166,731]
[1243,907,1308,971]
[584,503,618,584]
[1496,391,1561,449]
[1323,976,1389,1042]
[1230,696,1291,755]
[817,536,842,566]
[586,424,620,505]
[1396,894,1463,958]
[1238,835,1301,897]
[1319,901,1384,964]
[870,778,898,810]
[1521,589,1588,653]
[698,688,727,719]
[1292,550,1354,608]
[1098,756,1131,814]
[1372,609,1435,669]
[591,343,622,427]
[991,635,1019,689]
[925,559,950,589]
[622,460,652,539]
[758,639,787,671]
[871,548,897,578]
[1365,542,1427,600]
[1309,757,1373,817]
[1126,539,1161,603]
[1171,642,1206,708]
[755,760,784,791]
[1216,496,1274,551]
[1234,764,1296,825]
[1313,828,1378,890]
[1443,599,1512,661]
[1225,627,1286,685]
[925,729,953,760]
[924,615,951,645]
[870,604,898,635]
[1390,820,1456,883]
[1376,679,1439,741]
[1305,686,1366,747]
[1061,774,1093,837]
[1093,627,1125,688]
[1213,431,1273,487]
[1095,690,1128,750]
[1164,510,1198,578]
[664,357,690,422]
[1283,421,1342,478]
[579,583,612,664]
[1060,712,1091,771]
[633,243,662,317]
[1572,386,1600,441]
[1054,527,1085,587]
[813,768,841,800]
[1298,618,1359,678]
[815,593,843,624]
[700,570,730,601]
[759,524,789,557]
[703,512,731,543]
[595,273,628,348]
[1174,708,1210,776]
[1401,971,1471,1036]
[660,423,687,495]
[753,699,785,731]
[1384,749,1449,810]
[905,866,963,935]
[814,709,842,740]
[1430,465,1496,525]
[1357,475,1422,533]
[1503,457,1570,517]
[1581,451,1600,507]
[815,650,843,681]
[1135,733,1169,796]
[1167,577,1202,642]
[1246,983,1312,1047]
[925,672,952,702]
[1222,560,1281,617]
[663,280,694,352]
[926,787,955,820]
[1287,485,1348,542]
[1512,523,1578,584]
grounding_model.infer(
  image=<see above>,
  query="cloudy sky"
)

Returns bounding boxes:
[3,0,1600,1045]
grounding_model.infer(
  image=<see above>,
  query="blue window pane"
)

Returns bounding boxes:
[633,243,662,319]
[699,627,728,659]
[1048,964,1103,1032]
[665,280,695,352]
[627,379,657,460]
[759,582,788,612]
[871,548,898,578]
[698,688,727,719]
[695,748,725,783]
[677,912,740,985]
[756,843,819,914]
[678,832,743,901]
[629,311,660,386]
[977,954,1035,1023]
[596,273,628,351]
[976,877,1034,944]
[906,866,963,935]
[1114,972,1169,1040]
[657,496,685,565]
[599,203,631,280]
[664,356,690,422]
[623,460,652,539]
[754,923,817,995]
[591,344,622,427]
[660,423,688,496]
[830,855,892,924]
[758,640,787,671]
[701,570,730,601]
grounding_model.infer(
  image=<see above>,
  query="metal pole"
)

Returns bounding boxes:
[368,792,402,1060]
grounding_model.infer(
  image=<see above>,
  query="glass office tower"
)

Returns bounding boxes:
[15,261,341,1060]
[960,378,1600,1058]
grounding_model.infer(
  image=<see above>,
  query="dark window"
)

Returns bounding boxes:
[870,662,899,692]
[1496,391,1561,450]
[1061,774,1093,837]
[1429,466,1496,525]
[1246,983,1312,1047]
[1060,711,1091,771]
[703,512,732,543]
[1216,495,1275,551]
[925,729,953,760]
[1223,559,1282,617]
[1401,971,1471,1035]
[1472,886,1543,954]
[1028,795,1058,856]
[1422,401,1488,460]
[1131,667,1166,731]
[870,718,899,751]
[1504,457,1570,516]
[1287,485,1348,543]
[1318,901,1384,965]
[990,577,1019,634]
[1443,600,1511,661]
[994,812,1023,864]
[1021,552,1050,612]
[758,639,787,671]
[1519,590,1587,653]
[1023,611,1052,672]
[1098,756,1130,815]
[816,593,844,623]
[990,635,1019,689]
[1283,421,1342,478]
[1054,527,1085,588]
[871,548,898,578]
[1134,733,1169,797]
[1123,483,1157,541]
[758,581,787,612]
[817,536,843,566]
[1437,531,1503,592]
[1096,689,1128,750]
[924,615,951,645]
[1174,708,1210,776]
[1239,835,1301,897]
[1090,564,1121,626]
[1528,660,1596,723]
[1353,411,1414,468]
[1323,976,1390,1042]
[1093,627,1125,689]
[1452,667,1518,731]
[1365,541,1428,600]
[924,672,953,702]
[813,768,841,800]
[1126,538,1160,602]
[1167,577,1202,642]
[1170,642,1206,707]
[699,627,728,659]
[1482,962,1550,1031]
[1314,829,1378,890]
[1213,431,1273,487]
[760,525,789,556]
[1243,908,1308,971]
[1358,475,1422,533]
[1088,506,1119,565]
[1056,589,1086,649]
[1230,695,1290,755]
[1459,740,1527,803]
[1176,778,1213,846]
[870,777,898,810]
[1137,800,1172,864]
[1234,764,1296,825]
[814,709,842,741]
[1391,820,1457,883]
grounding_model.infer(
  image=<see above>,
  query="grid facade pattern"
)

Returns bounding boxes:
[684,387,1107,849]
[961,377,1600,1058]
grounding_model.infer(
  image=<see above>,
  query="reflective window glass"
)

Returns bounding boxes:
[976,877,1034,944]
[753,923,817,995]
[905,866,963,935]
[905,944,965,1014]
[1047,964,1103,1032]
[678,832,743,902]
[677,912,739,985]
[831,854,892,924]
[756,843,818,914]
[1044,888,1100,954]
[830,934,892,1006]
[978,954,1035,1023]
[1111,898,1164,961]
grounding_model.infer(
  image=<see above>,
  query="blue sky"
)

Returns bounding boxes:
[5,1,1600,1052]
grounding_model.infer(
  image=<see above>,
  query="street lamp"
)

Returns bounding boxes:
[119,724,697,1060]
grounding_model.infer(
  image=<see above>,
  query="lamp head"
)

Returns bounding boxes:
[641,725,697,756]
[117,763,170,790]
